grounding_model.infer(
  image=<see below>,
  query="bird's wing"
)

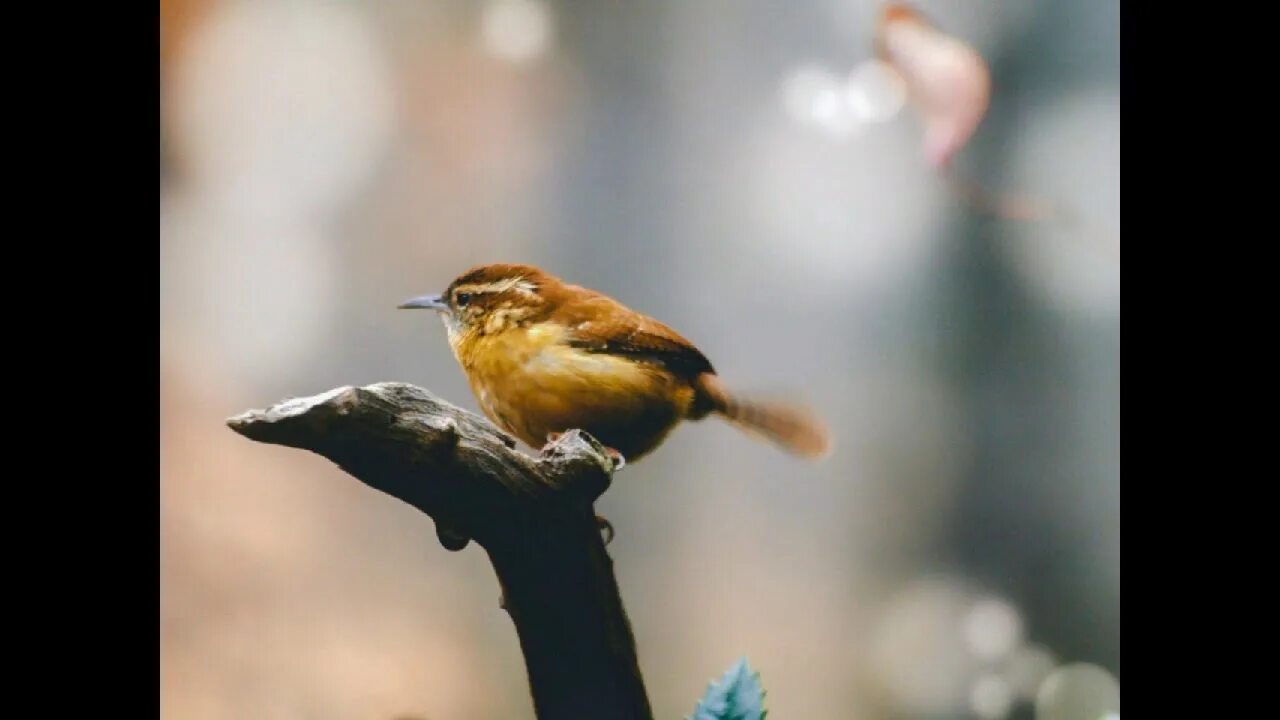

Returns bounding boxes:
[555,290,716,380]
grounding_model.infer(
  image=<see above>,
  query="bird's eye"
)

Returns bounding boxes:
[455,292,473,307]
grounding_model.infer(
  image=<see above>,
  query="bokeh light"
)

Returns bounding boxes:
[964,596,1025,661]
[846,60,908,124]
[970,673,1014,720]
[781,59,908,140]
[868,578,980,716]
[781,63,864,140]
[1004,643,1059,701]
[480,0,553,64]
[1035,663,1121,720]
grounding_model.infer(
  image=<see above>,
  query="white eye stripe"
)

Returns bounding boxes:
[456,278,538,298]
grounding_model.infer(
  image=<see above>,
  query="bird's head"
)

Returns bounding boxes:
[399,263,560,342]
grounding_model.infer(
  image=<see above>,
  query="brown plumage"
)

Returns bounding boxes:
[399,263,830,463]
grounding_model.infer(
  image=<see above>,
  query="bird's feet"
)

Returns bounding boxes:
[543,432,626,472]
[603,447,626,472]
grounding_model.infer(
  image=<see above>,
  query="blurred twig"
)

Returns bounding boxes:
[943,167,1120,263]
[227,382,653,720]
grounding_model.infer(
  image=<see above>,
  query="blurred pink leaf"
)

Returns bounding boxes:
[876,4,990,168]
[873,5,1116,257]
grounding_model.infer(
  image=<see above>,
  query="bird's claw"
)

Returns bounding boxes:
[544,433,625,472]
[604,447,626,472]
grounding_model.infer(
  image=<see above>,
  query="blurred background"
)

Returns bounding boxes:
[159,0,1119,718]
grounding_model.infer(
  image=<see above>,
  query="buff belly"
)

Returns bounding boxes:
[459,327,693,460]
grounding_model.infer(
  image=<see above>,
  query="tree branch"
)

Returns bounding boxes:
[226,382,653,720]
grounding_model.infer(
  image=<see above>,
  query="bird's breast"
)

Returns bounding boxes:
[456,323,689,455]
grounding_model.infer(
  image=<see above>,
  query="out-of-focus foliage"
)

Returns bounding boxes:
[689,657,768,720]
[875,3,990,169]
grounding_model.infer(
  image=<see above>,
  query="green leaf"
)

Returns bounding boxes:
[688,656,767,720]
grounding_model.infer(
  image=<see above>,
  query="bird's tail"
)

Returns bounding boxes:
[696,373,831,459]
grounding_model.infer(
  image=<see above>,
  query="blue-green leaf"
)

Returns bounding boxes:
[688,656,767,720]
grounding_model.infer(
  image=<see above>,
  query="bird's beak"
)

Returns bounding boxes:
[398,294,448,311]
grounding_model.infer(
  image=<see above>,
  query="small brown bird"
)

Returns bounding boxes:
[399,263,830,466]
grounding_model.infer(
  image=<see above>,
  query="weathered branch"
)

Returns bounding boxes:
[227,382,653,720]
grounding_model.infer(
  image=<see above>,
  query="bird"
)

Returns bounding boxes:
[398,263,830,470]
